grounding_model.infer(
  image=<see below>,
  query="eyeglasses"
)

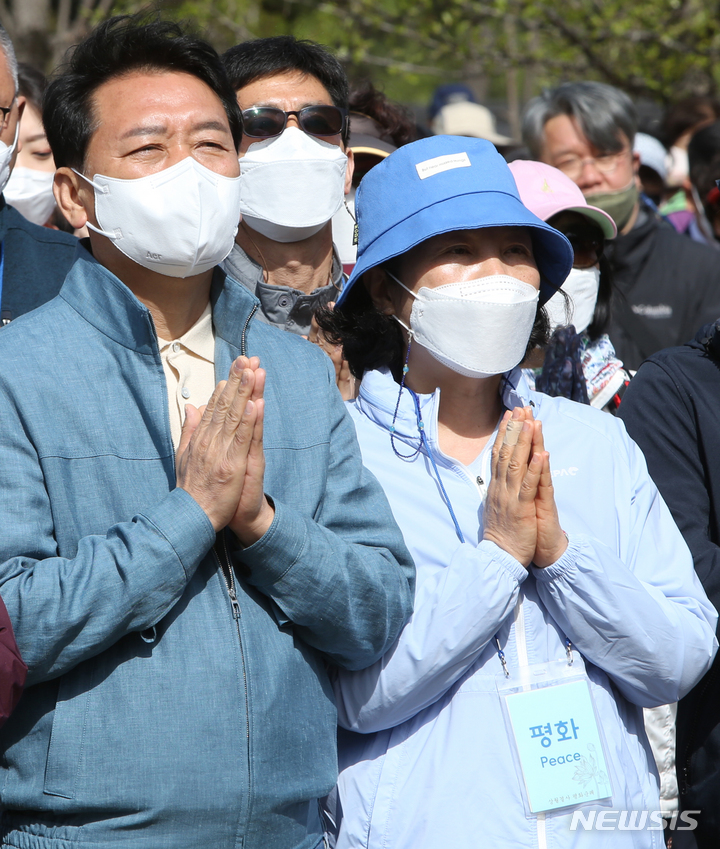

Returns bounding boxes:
[241,105,347,139]
[555,149,630,182]
[0,98,15,130]
[561,227,605,269]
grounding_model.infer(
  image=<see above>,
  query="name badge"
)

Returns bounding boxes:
[498,658,612,814]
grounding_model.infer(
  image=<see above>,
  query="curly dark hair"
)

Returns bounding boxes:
[348,81,417,149]
[316,268,551,382]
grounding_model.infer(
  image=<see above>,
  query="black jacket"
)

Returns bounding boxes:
[0,195,77,322]
[619,322,720,848]
[607,205,720,371]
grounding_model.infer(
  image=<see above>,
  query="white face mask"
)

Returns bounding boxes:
[544,267,600,335]
[75,157,242,278]
[239,126,348,243]
[4,167,56,225]
[389,272,539,378]
[0,122,20,195]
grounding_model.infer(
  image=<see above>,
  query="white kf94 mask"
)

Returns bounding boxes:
[0,122,20,195]
[389,272,539,377]
[5,167,57,226]
[544,267,600,335]
[239,127,348,243]
[74,156,242,278]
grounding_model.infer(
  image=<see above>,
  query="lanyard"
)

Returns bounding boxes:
[395,384,571,677]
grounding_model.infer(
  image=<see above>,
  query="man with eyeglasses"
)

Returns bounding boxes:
[221,36,354,338]
[0,25,75,324]
[523,81,720,372]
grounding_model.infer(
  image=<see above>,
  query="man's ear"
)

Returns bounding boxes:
[344,147,354,195]
[54,167,91,230]
[364,266,397,315]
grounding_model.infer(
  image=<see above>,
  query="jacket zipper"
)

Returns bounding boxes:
[215,530,248,734]
[240,303,258,357]
[214,529,252,838]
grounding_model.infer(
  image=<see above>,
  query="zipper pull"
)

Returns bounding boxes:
[228,585,241,620]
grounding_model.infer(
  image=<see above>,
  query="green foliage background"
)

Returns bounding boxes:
[4,0,720,119]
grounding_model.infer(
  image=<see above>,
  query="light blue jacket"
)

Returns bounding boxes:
[0,247,414,849]
[333,367,717,849]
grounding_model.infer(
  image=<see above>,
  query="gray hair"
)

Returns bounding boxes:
[522,82,637,159]
[0,25,18,94]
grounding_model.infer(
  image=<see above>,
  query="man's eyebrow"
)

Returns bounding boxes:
[246,100,328,110]
[119,124,167,140]
[190,120,231,134]
[118,120,230,141]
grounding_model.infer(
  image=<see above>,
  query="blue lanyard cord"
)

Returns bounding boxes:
[388,347,571,674]
[389,337,465,543]
[389,337,420,461]
[410,391,465,545]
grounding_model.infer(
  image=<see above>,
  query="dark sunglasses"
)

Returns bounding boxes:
[241,105,348,139]
[561,228,605,270]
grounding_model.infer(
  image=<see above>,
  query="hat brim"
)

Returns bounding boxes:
[562,205,617,239]
[338,189,573,307]
[349,134,396,157]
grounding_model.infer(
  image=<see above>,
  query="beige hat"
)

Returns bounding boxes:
[431,101,513,145]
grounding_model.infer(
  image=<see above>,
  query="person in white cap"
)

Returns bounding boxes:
[633,132,668,209]
[432,99,514,150]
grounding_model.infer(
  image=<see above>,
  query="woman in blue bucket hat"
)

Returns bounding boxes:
[318,135,716,848]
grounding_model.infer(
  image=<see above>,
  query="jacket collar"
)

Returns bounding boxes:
[59,241,260,355]
[356,366,531,454]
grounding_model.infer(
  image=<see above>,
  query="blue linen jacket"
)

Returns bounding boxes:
[0,245,415,849]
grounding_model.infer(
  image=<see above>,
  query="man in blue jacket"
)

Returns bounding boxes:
[0,15,414,849]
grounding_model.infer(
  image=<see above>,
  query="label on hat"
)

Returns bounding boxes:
[415,152,471,180]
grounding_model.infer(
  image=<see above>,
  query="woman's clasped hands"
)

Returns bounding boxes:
[482,406,568,568]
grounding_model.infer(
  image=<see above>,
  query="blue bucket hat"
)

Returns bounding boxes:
[336,136,573,308]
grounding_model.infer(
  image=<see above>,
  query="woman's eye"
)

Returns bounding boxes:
[507,244,531,257]
[32,150,52,161]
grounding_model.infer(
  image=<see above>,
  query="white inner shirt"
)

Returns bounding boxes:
[157,303,216,451]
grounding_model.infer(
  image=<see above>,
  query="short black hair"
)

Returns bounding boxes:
[44,14,243,171]
[221,36,350,144]
[17,63,47,112]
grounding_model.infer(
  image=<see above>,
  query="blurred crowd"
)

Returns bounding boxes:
[0,11,718,849]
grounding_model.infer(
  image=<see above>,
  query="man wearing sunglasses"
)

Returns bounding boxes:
[0,25,76,324]
[221,36,354,338]
[523,81,720,373]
